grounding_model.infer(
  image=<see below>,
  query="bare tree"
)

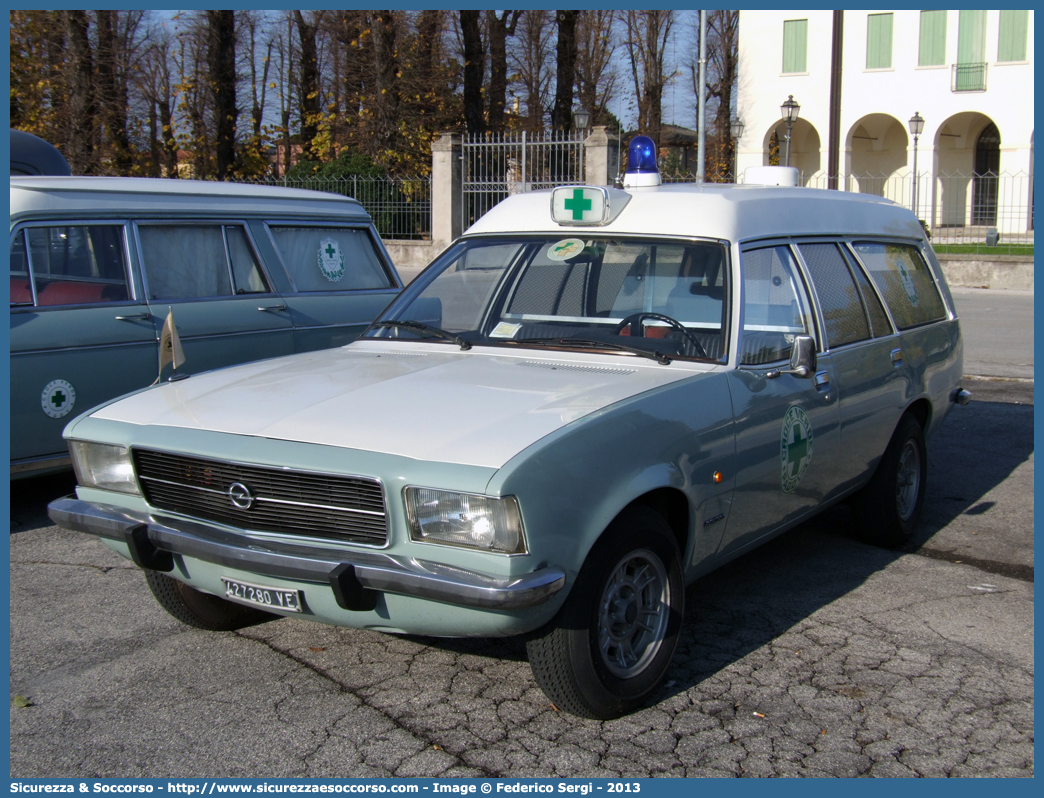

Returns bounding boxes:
[510,9,553,131]
[64,11,97,174]
[691,11,739,179]
[575,10,618,128]
[624,10,676,148]
[139,27,179,177]
[206,10,238,179]
[485,10,521,132]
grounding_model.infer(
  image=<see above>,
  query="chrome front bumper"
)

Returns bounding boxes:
[47,496,566,612]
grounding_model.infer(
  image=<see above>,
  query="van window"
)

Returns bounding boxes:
[798,243,870,348]
[139,225,270,300]
[740,245,814,365]
[843,247,893,338]
[852,242,946,330]
[268,226,392,292]
[17,225,131,307]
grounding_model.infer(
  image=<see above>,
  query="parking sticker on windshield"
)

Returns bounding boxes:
[317,237,345,282]
[41,379,76,419]
[546,238,586,261]
[490,321,522,339]
[780,405,813,493]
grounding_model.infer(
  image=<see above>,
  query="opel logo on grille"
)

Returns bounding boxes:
[228,482,254,510]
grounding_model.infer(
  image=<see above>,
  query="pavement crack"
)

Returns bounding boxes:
[235,632,497,778]
[10,558,128,574]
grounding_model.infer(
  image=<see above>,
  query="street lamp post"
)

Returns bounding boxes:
[908,111,925,217]
[730,118,745,181]
[780,95,800,167]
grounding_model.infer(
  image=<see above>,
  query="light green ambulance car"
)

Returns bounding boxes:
[49,139,969,718]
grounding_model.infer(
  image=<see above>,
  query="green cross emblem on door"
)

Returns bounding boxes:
[50,390,66,408]
[563,188,592,220]
[780,405,814,493]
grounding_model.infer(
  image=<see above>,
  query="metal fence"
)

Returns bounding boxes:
[462,131,585,229]
[232,175,432,240]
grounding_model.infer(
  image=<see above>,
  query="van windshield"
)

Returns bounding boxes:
[364,235,728,362]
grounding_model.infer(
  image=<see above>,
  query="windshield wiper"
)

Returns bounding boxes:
[504,337,672,365]
[368,320,472,351]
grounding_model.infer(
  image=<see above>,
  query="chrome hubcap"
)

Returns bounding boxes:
[895,440,921,521]
[597,550,670,679]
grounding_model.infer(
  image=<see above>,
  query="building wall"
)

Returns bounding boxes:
[736,10,1034,198]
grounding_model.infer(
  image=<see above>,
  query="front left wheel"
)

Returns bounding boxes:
[526,506,684,719]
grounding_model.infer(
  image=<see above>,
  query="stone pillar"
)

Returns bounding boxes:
[431,132,462,245]
[584,126,622,186]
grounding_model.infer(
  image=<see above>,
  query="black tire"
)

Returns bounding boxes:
[526,506,684,719]
[852,414,927,548]
[144,570,277,631]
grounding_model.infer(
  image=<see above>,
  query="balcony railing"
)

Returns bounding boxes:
[952,62,987,92]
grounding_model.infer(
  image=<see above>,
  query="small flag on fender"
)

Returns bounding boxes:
[155,307,185,383]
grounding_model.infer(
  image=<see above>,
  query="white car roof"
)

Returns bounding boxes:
[466,182,924,244]
[10,176,370,221]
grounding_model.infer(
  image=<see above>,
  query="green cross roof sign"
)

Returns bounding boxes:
[552,186,608,225]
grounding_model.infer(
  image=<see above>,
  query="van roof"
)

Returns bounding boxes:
[10,176,369,221]
[466,182,924,243]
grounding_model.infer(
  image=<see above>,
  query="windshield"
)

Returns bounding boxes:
[365,236,729,362]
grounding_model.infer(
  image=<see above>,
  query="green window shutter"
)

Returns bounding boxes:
[782,19,808,73]
[998,10,1028,62]
[957,10,986,64]
[918,10,947,66]
[866,13,894,69]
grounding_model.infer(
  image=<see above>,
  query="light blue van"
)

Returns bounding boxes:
[11,177,402,476]
[48,153,969,718]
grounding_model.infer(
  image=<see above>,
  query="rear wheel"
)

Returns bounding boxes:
[852,414,927,548]
[526,506,684,719]
[144,570,277,631]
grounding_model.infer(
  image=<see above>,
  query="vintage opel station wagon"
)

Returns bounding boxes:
[11,177,401,477]
[49,140,969,718]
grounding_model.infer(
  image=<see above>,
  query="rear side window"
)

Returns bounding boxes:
[844,247,893,338]
[268,226,392,292]
[853,242,946,330]
[798,242,870,349]
[139,225,270,300]
[12,225,131,307]
[740,245,814,365]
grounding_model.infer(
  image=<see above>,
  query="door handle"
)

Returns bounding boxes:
[813,370,830,387]
[258,304,288,313]
[891,348,903,367]
[115,313,151,321]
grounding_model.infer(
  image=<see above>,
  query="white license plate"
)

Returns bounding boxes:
[221,577,302,613]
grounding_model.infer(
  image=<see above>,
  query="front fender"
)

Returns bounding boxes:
[486,371,736,595]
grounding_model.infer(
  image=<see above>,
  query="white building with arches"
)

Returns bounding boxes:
[735,9,1034,240]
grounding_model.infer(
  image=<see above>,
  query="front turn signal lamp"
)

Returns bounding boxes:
[404,487,527,554]
[68,441,140,495]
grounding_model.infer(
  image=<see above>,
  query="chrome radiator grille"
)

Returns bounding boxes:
[132,449,387,546]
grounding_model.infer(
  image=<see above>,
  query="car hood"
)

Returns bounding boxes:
[90,341,714,469]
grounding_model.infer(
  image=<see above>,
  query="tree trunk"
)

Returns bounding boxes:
[96,11,132,173]
[460,11,485,134]
[294,10,321,161]
[372,10,400,151]
[551,11,578,132]
[63,10,96,175]
[207,10,238,180]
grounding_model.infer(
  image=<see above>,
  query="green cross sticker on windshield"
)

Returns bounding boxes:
[563,188,593,220]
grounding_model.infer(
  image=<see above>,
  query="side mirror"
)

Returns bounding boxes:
[787,335,817,377]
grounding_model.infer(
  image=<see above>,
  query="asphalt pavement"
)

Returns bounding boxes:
[8,288,1033,778]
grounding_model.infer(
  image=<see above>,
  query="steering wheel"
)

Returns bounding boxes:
[613,312,709,359]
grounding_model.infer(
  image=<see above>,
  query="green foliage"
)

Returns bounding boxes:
[285,150,387,180]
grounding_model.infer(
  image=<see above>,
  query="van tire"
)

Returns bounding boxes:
[852,414,927,548]
[526,506,684,719]
[144,570,277,631]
